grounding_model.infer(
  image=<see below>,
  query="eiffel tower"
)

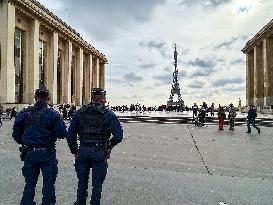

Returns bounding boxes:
[167,44,184,107]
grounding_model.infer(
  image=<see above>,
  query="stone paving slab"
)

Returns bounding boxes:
[1,120,273,204]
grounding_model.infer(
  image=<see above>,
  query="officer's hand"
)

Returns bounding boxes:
[107,141,114,150]
[105,149,111,159]
[74,151,79,159]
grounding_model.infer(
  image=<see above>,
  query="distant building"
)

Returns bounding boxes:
[242,19,273,107]
[0,0,107,105]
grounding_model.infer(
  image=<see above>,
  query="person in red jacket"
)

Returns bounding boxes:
[217,106,226,130]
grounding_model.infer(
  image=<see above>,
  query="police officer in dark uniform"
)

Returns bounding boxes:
[12,85,68,205]
[67,88,123,205]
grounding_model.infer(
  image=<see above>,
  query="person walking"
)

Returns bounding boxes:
[4,107,11,119]
[10,107,17,120]
[12,85,68,205]
[228,103,236,130]
[210,103,215,116]
[246,105,261,134]
[217,106,226,130]
[202,102,208,111]
[199,107,206,126]
[68,105,76,120]
[192,103,198,121]
[0,105,4,127]
[62,106,68,120]
[67,88,123,205]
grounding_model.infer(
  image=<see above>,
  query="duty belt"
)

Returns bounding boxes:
[79,134,103,141]
[29,147,51,151]
[28,144,55,151]
[81,141,106,147]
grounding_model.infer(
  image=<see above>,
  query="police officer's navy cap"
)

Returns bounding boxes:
[91,88,106,96]
[35,85,50,97]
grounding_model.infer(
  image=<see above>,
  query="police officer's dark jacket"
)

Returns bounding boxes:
[67,102,123,154]
[12,101,68,146]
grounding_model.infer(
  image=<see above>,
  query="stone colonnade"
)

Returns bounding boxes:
[0,0,107,106]
[245,37,273,107]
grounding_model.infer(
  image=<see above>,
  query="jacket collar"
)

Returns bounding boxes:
[33,101,48,110]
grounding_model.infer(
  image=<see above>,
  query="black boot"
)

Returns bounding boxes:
[258,128,261,134]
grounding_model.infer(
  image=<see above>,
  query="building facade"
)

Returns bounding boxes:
[0,0,107,106]
[242,19,273,107]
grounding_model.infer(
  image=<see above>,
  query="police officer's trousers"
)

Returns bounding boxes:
[74,144,108,205]
[247,119,260,133]
[21,148,58,205]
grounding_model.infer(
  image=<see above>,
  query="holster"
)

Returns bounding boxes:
[105,141,114,159]
[105,149,112,159]
[19,145,29,161]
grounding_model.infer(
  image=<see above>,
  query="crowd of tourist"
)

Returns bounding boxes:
[110,103,157,112]
[191,101,239,130]
[57,104,77,120]
[0,106,17,126]
[0,101,261,134]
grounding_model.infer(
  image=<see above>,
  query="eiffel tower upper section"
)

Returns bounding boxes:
[167,44,184,107]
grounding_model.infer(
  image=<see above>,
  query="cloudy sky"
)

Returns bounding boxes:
[39,0,273,107]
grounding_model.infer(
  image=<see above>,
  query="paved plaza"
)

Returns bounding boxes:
[1,119,273,205]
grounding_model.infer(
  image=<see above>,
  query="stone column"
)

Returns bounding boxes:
[75,48,83,105]
[99,63,105,89]
[60,48,66,104]
[63,40,72,104]
[263,37,273,106]
[0,1,15,103]
[25,19,40,103]
[89,54,93,102]
[96,58,100,88]
[83,54,92,104]
[254,44,264,107]
[47,32,58,104]
[246,51,254,106]
[92,57,97,88]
